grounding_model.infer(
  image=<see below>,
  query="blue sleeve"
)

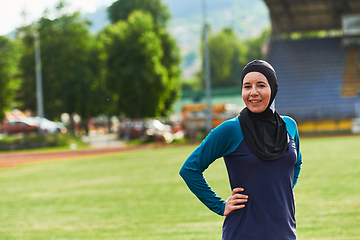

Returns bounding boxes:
[282,116,303,188]
[179,118,243,216]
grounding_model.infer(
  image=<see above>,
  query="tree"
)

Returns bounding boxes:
[0,36,21,120]
[17,8,101,121]
[200,27,248,88]
[107,0,170,30]
[158,30,181,116]
[16,25,37,115]
[245,28,270,62]
[196,27,271,89]
[104,0,181,118]
[100,10,175,118]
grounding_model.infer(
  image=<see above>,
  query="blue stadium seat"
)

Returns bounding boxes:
[268,37,358,121]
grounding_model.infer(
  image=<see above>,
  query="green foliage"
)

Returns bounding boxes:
[105,0,180,118]
[181,76,202,91]
[17,9,105,120]
[0,132,87,151]
[0,36,21,120]
[1,0,180,121]
[1,135,360,239]
[195,27,270,90]
[158,29,181,116]
[101,11,167,118]
[16,25,37,113]
[244,28,270,62]
[107,0,171,29]
[199,27,248,88]
[275,30,343,40]
[101,8,180,118]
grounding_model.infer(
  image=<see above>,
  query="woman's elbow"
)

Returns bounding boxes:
[179,165,186,178]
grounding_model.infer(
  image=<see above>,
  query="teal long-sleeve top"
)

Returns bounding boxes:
[179,116,302,216]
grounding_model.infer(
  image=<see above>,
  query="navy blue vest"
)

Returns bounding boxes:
[222,136,297,239]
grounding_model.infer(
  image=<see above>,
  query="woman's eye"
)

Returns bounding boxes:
[243,85,251,89]
[258,84,266,88]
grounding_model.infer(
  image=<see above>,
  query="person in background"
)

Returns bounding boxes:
[179,60,302,240]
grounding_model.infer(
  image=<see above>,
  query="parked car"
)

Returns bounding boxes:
[35,117,67,133]
[118,120,146,140]
[118,119,183,143]
[0,118,39,135]
[145,119,175,143]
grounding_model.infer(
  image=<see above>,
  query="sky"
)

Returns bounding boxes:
[0,0,114,35]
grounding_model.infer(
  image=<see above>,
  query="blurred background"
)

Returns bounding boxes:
[1,1,360,239]
[0,0,359,149]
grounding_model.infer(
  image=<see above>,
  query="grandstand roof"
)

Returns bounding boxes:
[263,0,360,34]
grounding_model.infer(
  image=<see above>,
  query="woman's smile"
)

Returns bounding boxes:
[242,72,271,113]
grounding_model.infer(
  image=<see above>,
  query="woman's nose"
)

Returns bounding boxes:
[250,87,258,96]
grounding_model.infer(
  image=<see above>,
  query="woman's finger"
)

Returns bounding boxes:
[234,193,248,199]
[231,204,246,210]
[232,187,244,195]
[232,188,248,199]
[232,198,248,204]
[236,204,246,208]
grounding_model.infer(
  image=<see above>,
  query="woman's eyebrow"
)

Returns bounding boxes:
[243,81,268,85]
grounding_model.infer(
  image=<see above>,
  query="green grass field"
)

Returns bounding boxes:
[1,135,360,239]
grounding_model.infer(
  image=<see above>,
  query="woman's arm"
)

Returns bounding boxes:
[293,126,302,187]
[282,116,302,188]
[179,118,242,215]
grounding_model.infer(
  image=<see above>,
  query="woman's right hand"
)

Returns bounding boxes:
[223,188,248,216]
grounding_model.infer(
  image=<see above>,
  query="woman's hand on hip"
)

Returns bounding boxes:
[223,188,248,216]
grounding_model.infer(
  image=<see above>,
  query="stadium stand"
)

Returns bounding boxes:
[343,45,360,96]
[264,0,360,132]
[268,37,358,121]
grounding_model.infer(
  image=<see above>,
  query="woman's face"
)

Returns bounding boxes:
[242,72,271,113]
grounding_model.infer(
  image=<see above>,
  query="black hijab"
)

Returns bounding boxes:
[239,60,288,161]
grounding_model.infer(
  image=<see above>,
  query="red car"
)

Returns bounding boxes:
[118,120,146,140]
[0,119,39,135]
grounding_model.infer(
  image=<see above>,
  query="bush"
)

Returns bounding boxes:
[0,133,87,151]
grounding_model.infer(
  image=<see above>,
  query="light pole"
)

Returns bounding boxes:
[34,30,44,118]
[202,0,212,132]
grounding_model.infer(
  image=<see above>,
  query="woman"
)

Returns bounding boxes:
[179,60,302,239]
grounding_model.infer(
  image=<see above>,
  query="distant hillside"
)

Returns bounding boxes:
[162,0,270,77]
[162,0,233,19]
[83,0,271,78]
[83,5,110,33]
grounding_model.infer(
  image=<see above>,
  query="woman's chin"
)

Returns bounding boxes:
[247,106,266,113]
